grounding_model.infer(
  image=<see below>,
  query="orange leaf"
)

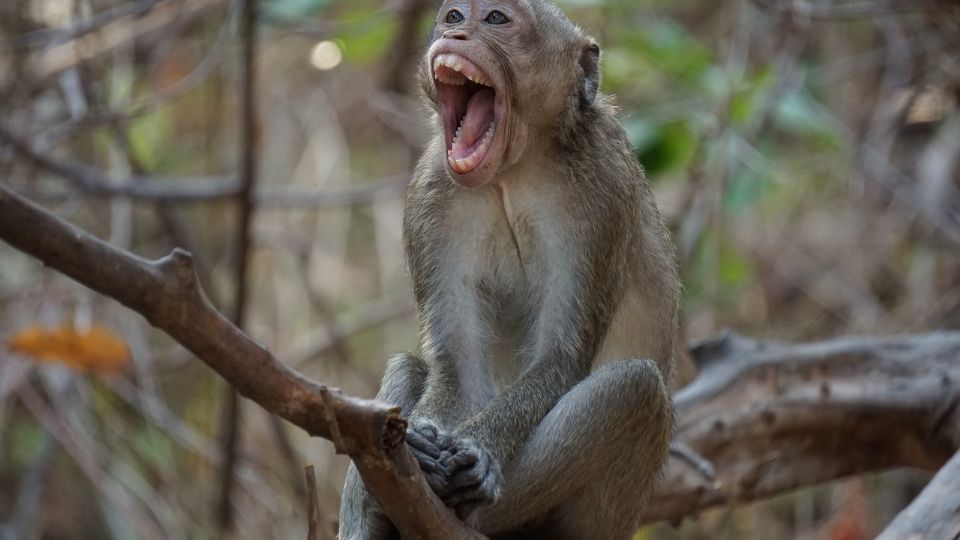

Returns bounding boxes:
[8,325,130,373]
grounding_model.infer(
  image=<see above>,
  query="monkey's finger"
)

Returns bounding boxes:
[409,418,439,438]
[411,450,442,474]
[422,470,448,495]
[405,432,442,459]
[445,461,491,491]
[441,451,479,474]
[444,487,495,511]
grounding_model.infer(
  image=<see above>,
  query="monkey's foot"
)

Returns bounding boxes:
[439,437,502,521]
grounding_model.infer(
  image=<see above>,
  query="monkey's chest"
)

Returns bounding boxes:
[474,223,542,388]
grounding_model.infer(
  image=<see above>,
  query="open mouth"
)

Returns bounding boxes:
[432,53,497,175]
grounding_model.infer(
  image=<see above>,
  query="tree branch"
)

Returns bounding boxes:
[0,185,483,540]
[216,0,260,529]
[645,331,960,532]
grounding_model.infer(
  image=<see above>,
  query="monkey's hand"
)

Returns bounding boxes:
[405,418,450,495]
[405,418,502,520]
[438,435,502,521]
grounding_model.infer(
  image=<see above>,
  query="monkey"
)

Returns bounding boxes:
[339,0,680,538]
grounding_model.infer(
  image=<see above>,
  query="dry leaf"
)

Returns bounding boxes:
[8,324,130,373]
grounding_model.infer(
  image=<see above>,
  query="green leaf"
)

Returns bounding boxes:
[718,241,752,288]
[336,6,398,65]
[627,119,699,178]
[626,20,714,86]
[773,89,842,145]
[729,67,775,126]
[127,108,175,171]
[725,165,773,214]
[8,419,45,467]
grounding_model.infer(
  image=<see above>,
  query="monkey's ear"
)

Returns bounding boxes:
[578,39,601,106]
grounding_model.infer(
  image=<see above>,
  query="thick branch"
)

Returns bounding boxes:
[0,185,483,540]
[644,331,960,527]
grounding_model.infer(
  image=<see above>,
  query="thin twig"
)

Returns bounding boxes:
[752,0,945,19]
[4,0,166,50]
[0,125,407,206]
[217,0,259,531]
[304,465,321,540]
[26,0,224,80]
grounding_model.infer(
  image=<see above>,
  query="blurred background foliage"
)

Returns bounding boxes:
[1,0,959,538]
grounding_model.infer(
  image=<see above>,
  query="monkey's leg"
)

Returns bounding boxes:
[338,354,428,540]
[478,359,671,539]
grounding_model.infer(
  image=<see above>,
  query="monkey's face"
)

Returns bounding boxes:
[425,1,563,189]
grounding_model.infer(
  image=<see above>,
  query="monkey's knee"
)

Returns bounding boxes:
[592,359,672,438]
[544,360,671,538]
[593,359,669,402]
[375,353,428,413]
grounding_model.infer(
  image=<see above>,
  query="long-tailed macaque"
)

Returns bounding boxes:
[339,1,680,538]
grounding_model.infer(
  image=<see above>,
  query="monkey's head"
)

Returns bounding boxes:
[423,0,601,188]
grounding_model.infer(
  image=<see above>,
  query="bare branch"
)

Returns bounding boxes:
[26,0,224,80]
[0,185,483,540]
[304,465,323,540]
[0,126,406,206]
[752,0,948,19]
[5,0,165,50]
[216,0,260,528]
[644,331,960,524]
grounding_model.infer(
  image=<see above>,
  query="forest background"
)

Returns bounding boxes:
[1,0,959,538]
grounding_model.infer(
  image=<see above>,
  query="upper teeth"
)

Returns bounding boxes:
[433,54,492,87]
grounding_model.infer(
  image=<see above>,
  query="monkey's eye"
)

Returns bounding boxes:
[485,10,509,25]
[445,9,465,24]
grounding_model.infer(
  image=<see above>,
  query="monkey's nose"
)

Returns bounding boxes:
[443,29,469,40]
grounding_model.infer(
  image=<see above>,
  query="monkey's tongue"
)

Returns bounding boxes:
[449,88,495,171]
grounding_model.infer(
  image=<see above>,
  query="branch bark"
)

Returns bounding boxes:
[0,185,483,540]
[645,330,960,536]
